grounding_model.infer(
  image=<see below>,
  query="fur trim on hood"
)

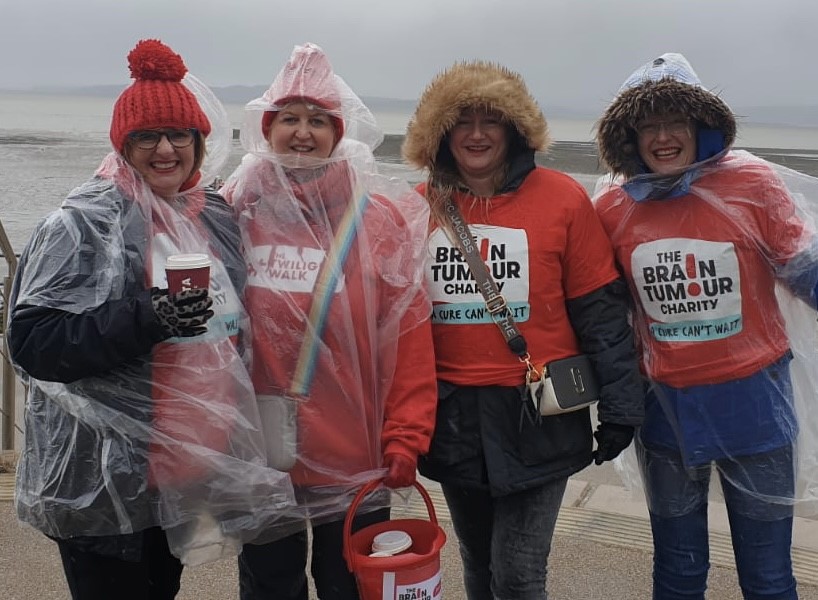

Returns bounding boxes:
[597,53,736,178]
[402,61,550,174]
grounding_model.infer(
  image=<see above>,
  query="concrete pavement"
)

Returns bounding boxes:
[4,369,818,598]
[5,465,818,599]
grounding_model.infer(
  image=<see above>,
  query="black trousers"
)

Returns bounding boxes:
[238,508,389,600]
[56,527,184,600]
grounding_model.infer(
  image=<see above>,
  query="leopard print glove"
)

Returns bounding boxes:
[151,287,214,338]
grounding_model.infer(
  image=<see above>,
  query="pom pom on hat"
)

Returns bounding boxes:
[110,39,211,153]
[127,39,188,82]
[260,43,344,142]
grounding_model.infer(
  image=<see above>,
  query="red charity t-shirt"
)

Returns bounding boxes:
[423,168,620,387]
[595,157,806,387]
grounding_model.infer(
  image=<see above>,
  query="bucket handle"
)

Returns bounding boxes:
[343,478,438,572]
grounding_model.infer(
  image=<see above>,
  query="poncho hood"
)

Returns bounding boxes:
[597,53,736,178]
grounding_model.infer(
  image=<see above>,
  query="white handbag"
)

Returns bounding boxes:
[526,355,599,416]
[256,394,298,471]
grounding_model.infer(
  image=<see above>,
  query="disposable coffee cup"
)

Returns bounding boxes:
[369,530,412,557]
[166,253,212,294]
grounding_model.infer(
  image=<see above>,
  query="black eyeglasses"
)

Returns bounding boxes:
[128,128,198,150]
[635,118,691,138]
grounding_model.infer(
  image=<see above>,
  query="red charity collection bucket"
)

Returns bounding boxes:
[343,479,447,600]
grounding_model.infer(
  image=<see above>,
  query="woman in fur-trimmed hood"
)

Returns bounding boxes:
[403,61,644,600]
[593,53,818,599]
[403,61,550,218]
[403,61,549,183]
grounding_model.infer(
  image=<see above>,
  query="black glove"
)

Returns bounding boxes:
[151,287,214,338]
[592,422,635,465]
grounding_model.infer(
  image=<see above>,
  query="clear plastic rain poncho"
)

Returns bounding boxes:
[8,69,294,565]
[593,53,818,520]
[220,44,435,539]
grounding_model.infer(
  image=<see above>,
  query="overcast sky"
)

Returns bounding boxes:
[3,0,817,114]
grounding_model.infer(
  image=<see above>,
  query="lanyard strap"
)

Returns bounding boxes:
[440,197,530,362]
[290,186,370,397]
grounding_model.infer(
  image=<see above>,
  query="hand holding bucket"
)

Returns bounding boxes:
[343,479,446,600]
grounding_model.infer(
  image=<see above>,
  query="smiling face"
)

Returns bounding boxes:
[635,112,697,175]
[267,102,337,160]
[125,130,198,199]
[447,107,509,195]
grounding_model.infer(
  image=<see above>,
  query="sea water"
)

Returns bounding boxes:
[2,91,818,254]
[0,93,419,251]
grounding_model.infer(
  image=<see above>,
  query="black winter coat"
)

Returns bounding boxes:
[419,280,643,496]
[8,178,244,558]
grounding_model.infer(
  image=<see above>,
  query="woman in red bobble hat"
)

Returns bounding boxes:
[6,39,293,599]
[220,43,437,600]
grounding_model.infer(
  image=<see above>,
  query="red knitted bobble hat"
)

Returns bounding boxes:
[109,39,211,153]
[260,43,344,142]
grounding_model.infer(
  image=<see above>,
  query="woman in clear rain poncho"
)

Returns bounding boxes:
[6,39,293,599]
[219,43,437,600]
[594,52,818,599]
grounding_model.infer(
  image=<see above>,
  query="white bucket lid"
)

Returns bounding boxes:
[166,253,212,269]
[370,530,412,557]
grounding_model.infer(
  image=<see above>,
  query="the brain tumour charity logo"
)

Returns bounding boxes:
[635,240,742,341]
[642,249,735,310]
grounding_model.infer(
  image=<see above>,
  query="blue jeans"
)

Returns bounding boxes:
[441,478,568,600]
[641,445,798,599]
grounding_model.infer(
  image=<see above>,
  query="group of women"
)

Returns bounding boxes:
[8,39,818,600]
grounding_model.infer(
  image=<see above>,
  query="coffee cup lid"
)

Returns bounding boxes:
[166,253,212,269]
[370,530,412,556]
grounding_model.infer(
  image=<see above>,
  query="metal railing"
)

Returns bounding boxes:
[0,221,18,451]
